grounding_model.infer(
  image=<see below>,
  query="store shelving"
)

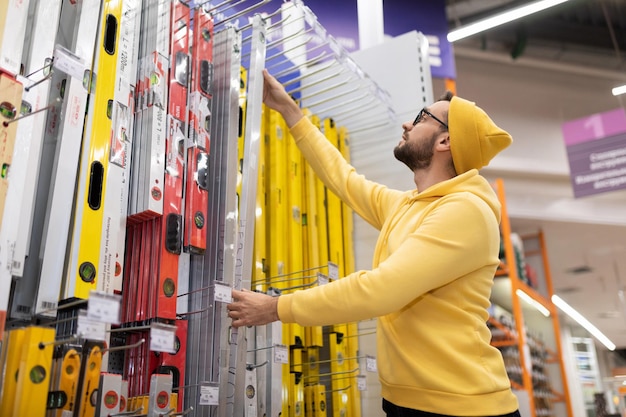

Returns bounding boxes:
[491,178,573,417]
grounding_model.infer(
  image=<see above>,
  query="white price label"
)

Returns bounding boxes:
[317,272,329,286]
[77,311,106,341]
[53,44,87,80]
[150,323,177,353]
[88,291,121,324]
[366,355,377,372]
[214,281,233,303]
[357,375,367,391]
[274,344,289,364]
[327,262,339,280]
[199,383,219,406]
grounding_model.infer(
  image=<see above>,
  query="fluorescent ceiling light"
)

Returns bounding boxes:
[447,0,571,42]
[552,294,616,351]
[516,289,550,317]
[612,85,626,96]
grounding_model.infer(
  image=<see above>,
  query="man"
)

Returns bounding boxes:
[227,69,521,416]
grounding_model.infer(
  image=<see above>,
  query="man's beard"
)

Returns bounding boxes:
[393,133,438,171]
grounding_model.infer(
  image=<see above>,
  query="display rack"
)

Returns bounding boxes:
[0,1,391,416]
[491,178,573,417]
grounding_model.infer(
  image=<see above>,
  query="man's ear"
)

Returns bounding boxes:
[437,134,451,150]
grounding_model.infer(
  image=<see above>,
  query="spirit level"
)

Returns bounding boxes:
[36,0,102,316]
[12,326,55,416]
[184,3,213,253]
[0,328,25,415]
[155,0,190,320]
[55,347,82,417]
[66,0,124,299]
[76,344,103,417]
[0,72,23,328]
[0,0,31,76]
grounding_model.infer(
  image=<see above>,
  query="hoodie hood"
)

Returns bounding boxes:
[411,170,501,223]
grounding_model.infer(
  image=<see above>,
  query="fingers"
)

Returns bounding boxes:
[227,300,242,324]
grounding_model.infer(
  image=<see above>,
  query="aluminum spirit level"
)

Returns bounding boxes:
[36,0,103,316]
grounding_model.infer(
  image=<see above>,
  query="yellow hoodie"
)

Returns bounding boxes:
[277,116,519,415]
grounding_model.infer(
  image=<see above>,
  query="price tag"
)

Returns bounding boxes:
[357,375,367,391]
[214,281,233,303]
[150,323,177,353]
[365,355,377,372]
[77,310,106,341]
[327,262,339,280]
[317,272,329,286]
[88,291,121,324]
[53,44,87,80]
[273,344,289,364]
[199,383,219,406]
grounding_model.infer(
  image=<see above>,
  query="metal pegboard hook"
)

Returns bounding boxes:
[304,87,364,109]
[24,57,54,79]
[35,298,88,315]
[265,35,313,64]
[38,334,79,349]
[246,360,269,370]
[267,12,302,31]
[326,384,351,393]
[3,97,60,127]
[309,93,371,116]
[101,338,145,354]
[265,26,311,51]
[288,78,352,99]
[108,406,144,416]
[239,9,278,34]
[328,98,378,120]
[159,406,194,416]
[195,0,241,13]
[254,264,330,284]
[213,0,272,28]
[271,279,320,292]
[266,38,328,69]
[24,71,54,92]
[271,52,332,79]
[176,305,212,318]
[176,285,210,297]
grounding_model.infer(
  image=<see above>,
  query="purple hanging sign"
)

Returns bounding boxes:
[561,108,626,198]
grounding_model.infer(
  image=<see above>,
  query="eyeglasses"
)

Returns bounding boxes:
[413,108,448,130]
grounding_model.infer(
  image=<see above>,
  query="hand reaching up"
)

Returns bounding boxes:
[262,69,304,128]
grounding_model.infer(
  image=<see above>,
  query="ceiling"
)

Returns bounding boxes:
[446,0,626,73]
[445,0,626,354]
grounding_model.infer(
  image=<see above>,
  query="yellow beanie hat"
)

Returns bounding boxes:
[448,96,513,174]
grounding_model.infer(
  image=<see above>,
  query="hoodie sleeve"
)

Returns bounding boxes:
[277,192,501,325]
[290,116,403,230]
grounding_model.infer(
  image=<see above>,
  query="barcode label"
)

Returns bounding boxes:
[16,305,31,314]
[41,301,57,310]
